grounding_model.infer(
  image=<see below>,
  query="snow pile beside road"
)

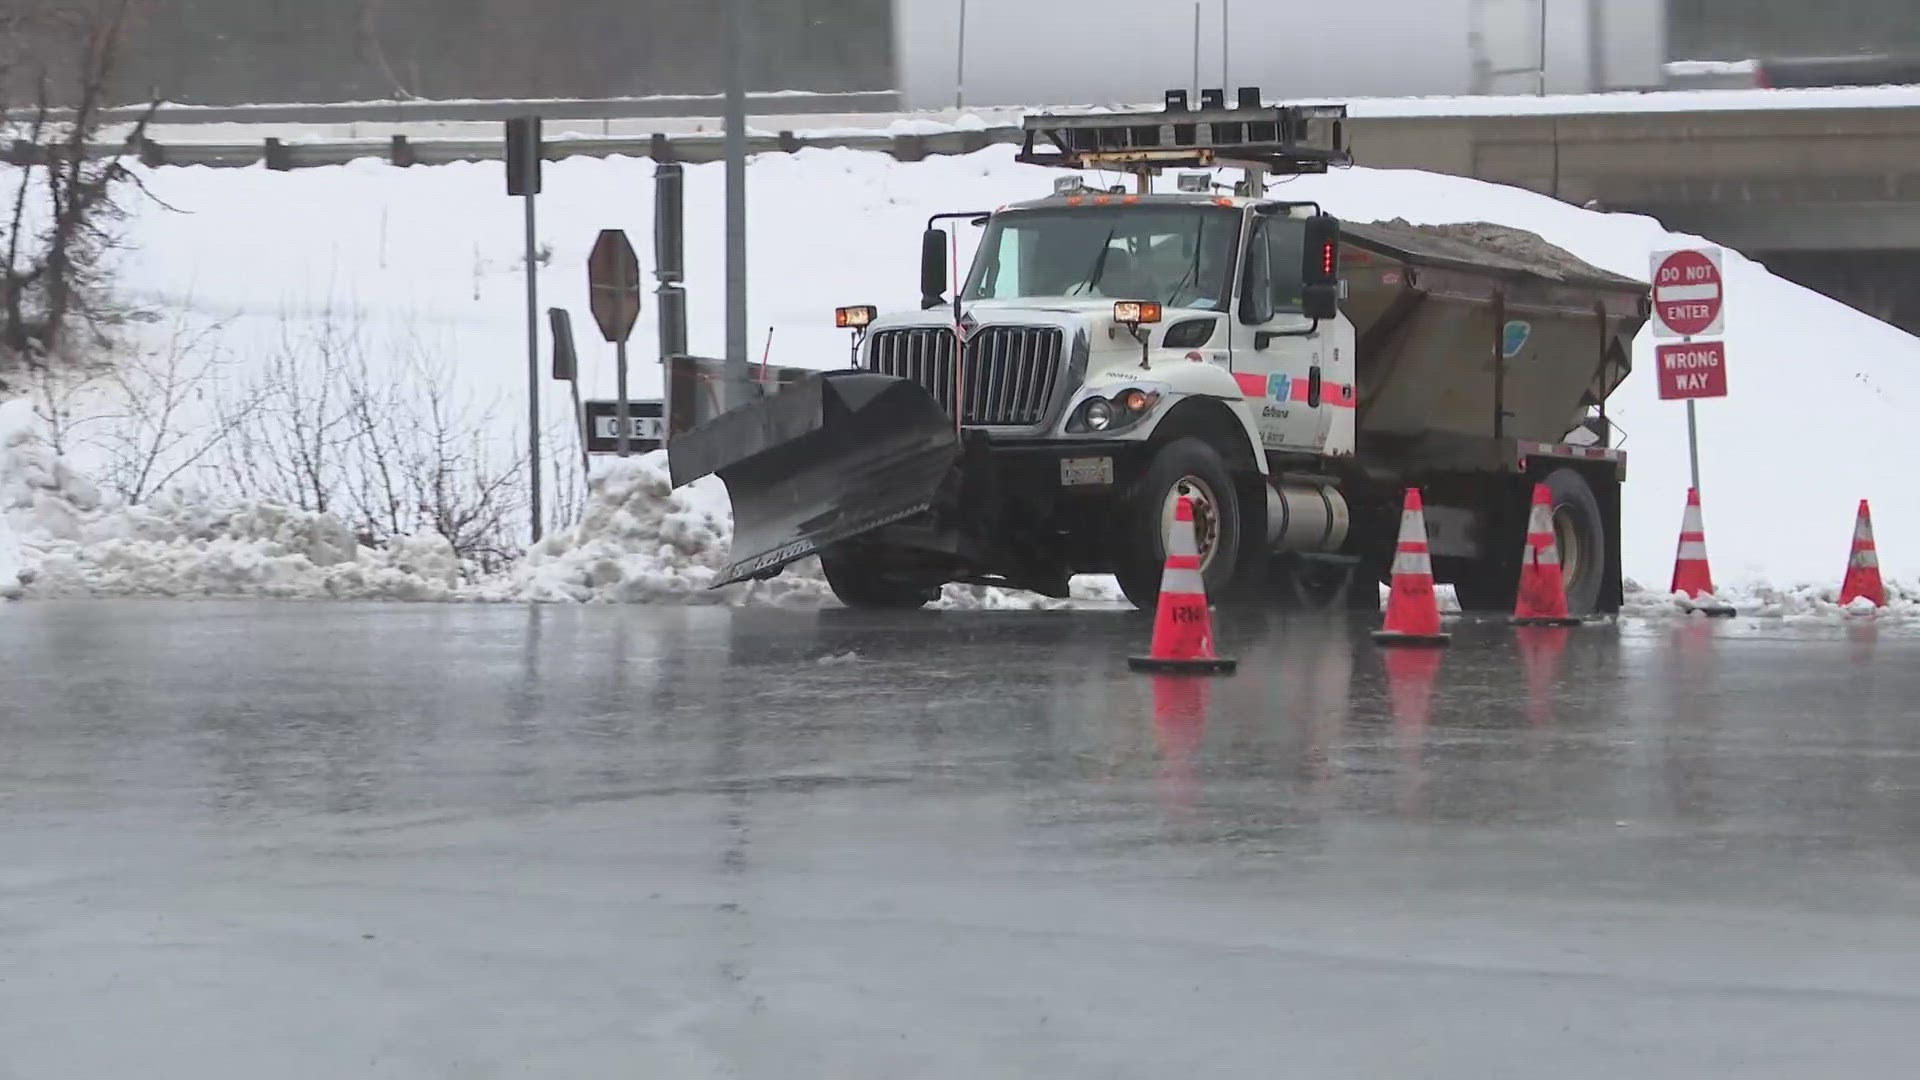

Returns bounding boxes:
[0,401,34,598]
[26,500,465,601]
[482,454,1123,610]
[0,401,464,600]
[0,406,1114,608]
[1622,580,1920,622]
[483,454,834,607]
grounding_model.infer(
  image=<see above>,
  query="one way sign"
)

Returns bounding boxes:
[582,400,665,454]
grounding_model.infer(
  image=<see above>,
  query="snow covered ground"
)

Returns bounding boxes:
[2,143,1917,615]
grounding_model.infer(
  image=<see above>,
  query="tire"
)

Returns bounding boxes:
[819,549,938,610]
[1538,467,1607,615]
[1452,468,1607,615]
[1114,438,1243,611]
[1448,571,1510,613]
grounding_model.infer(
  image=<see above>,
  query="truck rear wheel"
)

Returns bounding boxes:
[1115,438,1242,611]
[1452,468,1607,615]
[1539,467,1607,615]
[819,550,938,610]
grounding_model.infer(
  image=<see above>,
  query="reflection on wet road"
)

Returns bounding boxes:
[3,602,1918,1077]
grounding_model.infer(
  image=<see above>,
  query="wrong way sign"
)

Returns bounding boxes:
[1651,247,1724,338]
[1656,341,1728,400]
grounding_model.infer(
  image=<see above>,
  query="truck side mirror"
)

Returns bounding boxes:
[1301,213,1341,320]
[1302,283,1340,321]
[921,229,948,310]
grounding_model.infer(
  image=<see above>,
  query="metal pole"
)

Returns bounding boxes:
[569,367,588,483]
[1585,0,1605,92]
[523,192,543,542]
[1221,0,1230,92]
[723,0,750,410]
[616,340,631,459]
[1686,398,1701,495]
[1537,0,1549,96]
[955,0,969,109]
[1192,4,1201,99]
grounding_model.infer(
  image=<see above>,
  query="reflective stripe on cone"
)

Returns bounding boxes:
[1839,499,1887,608]
[1374,488,1451,646]
[1670,487,1736,617]
[1131,495,1238,675]
[1513,483,1582,626]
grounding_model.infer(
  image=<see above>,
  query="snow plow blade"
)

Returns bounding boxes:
[668,371,960,586]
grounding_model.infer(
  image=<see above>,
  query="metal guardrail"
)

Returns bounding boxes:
[3,127,1021,170]
[13,90,900,128]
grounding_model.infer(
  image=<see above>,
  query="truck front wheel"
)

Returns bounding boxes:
[1115,438,1243,611]
[819,550,939,610]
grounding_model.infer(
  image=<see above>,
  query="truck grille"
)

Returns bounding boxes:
[866,325,1065,427]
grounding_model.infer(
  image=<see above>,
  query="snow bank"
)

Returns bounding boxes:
[1622,581,1920,624]
[481,454,1121,610]
[0,401,34,599]
[480,454,833,607]
[0,412,1116,609]
[0,402,463,600]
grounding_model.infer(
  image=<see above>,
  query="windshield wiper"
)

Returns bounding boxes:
[1165,217,1207,306]
[1066,228,1117,296]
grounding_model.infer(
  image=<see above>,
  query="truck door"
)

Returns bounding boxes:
[1231,214,1331,456]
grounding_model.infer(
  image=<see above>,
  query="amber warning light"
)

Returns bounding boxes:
[1113,301,1163,326]
[835,305,877,329]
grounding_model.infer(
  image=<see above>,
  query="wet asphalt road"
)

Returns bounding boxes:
[3,601,1919,1078]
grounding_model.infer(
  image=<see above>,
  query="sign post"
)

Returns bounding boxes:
[588,229,644,458]
[506,116,545,540]
[1651,247,1728,495]
[548,308,590,483]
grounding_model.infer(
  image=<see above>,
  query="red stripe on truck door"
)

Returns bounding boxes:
[1285,377,1358,409]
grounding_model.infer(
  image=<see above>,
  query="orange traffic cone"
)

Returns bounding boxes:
[1839,499,1886,608]
[1670,488,1736,617]
[1130,496,1238,674]
[1512,483,1583,626]
[1374,488,1451,646]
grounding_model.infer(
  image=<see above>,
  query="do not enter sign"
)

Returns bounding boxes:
[1651,248,1724,338]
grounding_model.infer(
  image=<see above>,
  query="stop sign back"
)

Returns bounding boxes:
[588,229,643,344]
[1651,247,1724,338]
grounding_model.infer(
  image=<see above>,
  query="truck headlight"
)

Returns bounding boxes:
[1068,389,1162,434]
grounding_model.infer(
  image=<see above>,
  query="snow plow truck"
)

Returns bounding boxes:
[669,90,1652,613]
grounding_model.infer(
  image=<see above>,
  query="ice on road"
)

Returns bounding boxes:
[4,602,1920,1077]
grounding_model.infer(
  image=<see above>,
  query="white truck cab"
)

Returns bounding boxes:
[867,191,1357,469]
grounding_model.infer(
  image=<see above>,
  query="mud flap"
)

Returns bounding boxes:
[668,371,961,587]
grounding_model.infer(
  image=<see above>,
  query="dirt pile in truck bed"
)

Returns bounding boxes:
[1355,219,1646,288]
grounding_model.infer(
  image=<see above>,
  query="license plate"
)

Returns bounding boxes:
[1059,456,1114,487]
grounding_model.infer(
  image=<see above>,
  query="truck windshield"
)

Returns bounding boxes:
[962,206,1242,311]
